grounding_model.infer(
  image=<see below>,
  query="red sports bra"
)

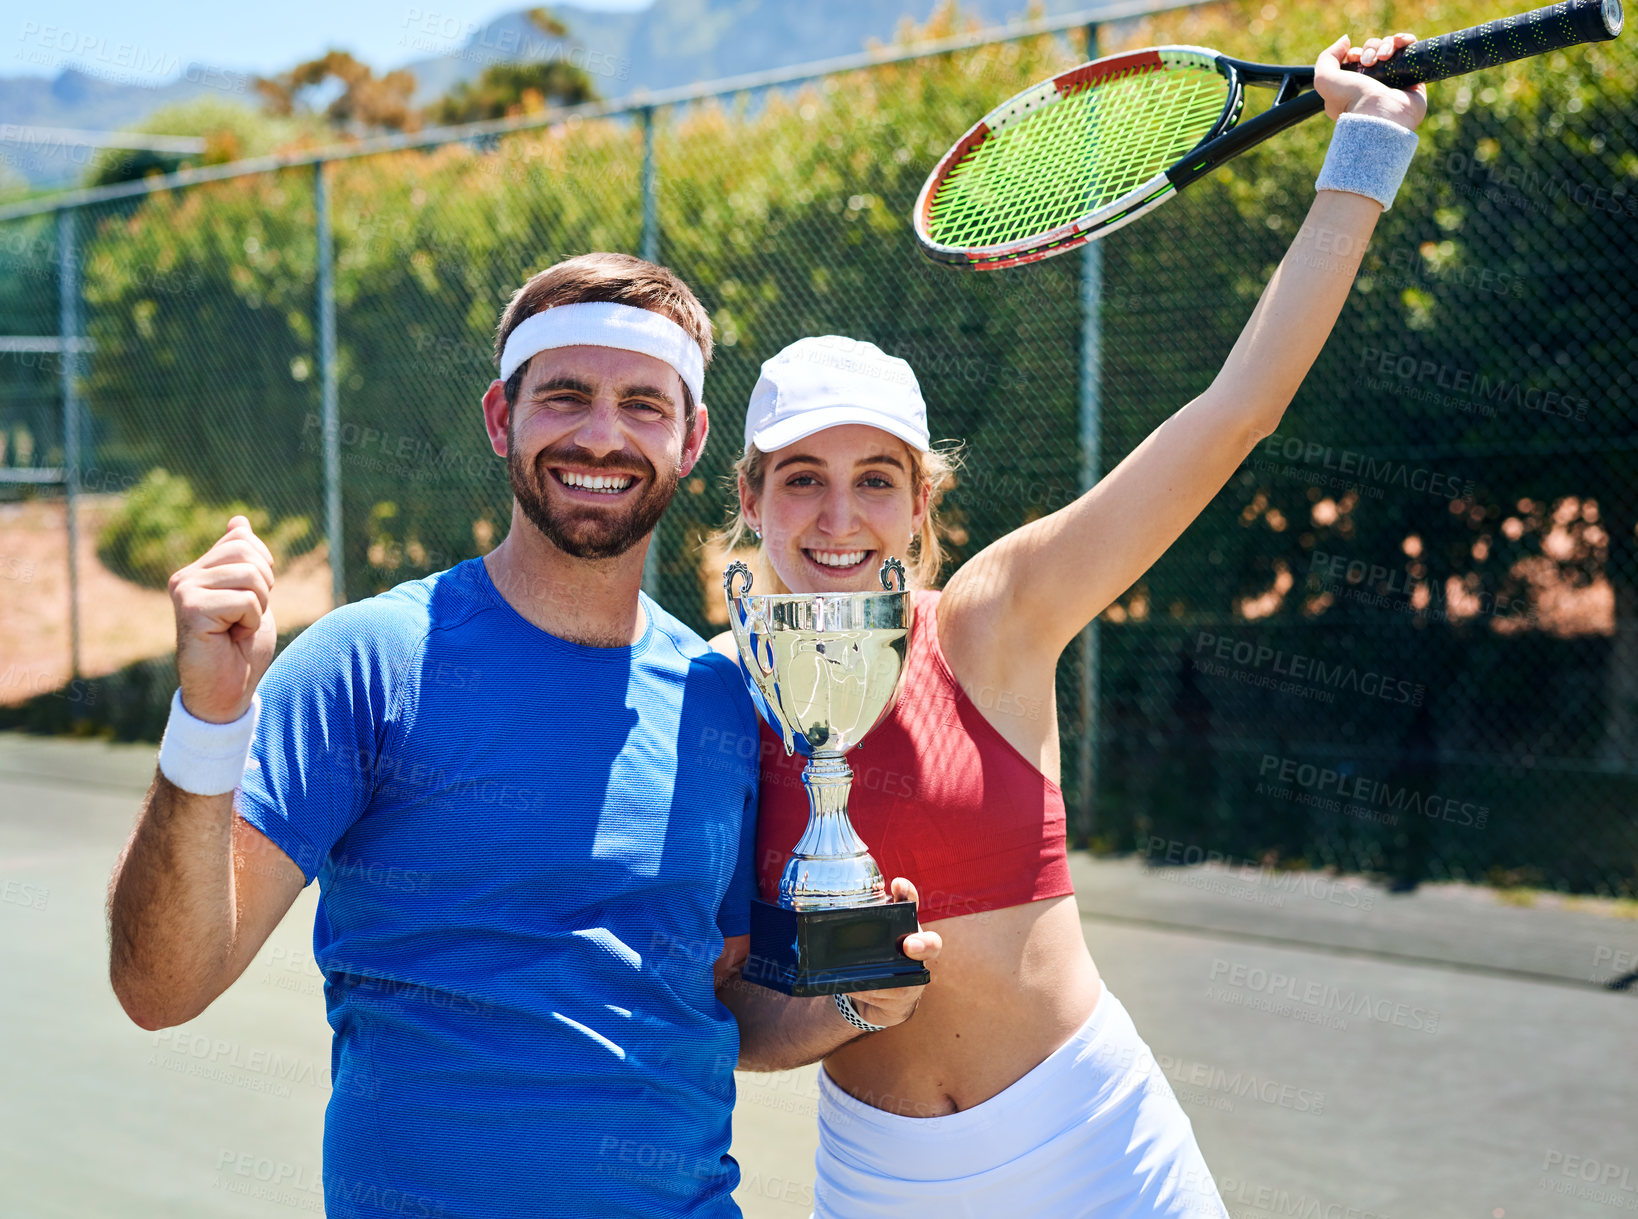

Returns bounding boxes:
[753,589,1075,923]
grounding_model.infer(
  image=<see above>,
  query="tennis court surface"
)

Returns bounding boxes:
[4,731,1634,1218]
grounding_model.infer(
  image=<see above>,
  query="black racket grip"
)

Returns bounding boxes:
[1366,0,1623,87]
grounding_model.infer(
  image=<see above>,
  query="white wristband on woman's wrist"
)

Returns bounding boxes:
[157,688,260,796]
[1315,111,1420,212]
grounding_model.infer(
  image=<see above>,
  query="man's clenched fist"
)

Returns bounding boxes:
[167,515,277,724]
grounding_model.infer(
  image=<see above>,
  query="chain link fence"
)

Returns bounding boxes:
[1,1,1634,896]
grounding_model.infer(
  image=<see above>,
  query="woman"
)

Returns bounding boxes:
[716,33,1426,1217]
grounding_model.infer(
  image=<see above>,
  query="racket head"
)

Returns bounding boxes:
[914,47,1242,270]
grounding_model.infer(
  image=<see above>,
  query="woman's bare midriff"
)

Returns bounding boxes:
[822,893,1102,1116]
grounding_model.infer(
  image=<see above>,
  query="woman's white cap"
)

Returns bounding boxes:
[744,336,930,456]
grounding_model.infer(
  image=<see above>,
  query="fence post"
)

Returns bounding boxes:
[1076,22,1103,847]
[57,207,82,681]
[640,106,659,264]
[315,160,344,608]
[639,106,662,598]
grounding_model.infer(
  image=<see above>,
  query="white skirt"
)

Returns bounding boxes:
[813,987,1230,1218]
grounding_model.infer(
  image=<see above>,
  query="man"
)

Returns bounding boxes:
[107,252,940,1218]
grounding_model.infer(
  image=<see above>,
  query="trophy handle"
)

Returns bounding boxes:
[724,560,754,598]
[723,561,798,755]
[879,556,907,591]
[724,562,773,674]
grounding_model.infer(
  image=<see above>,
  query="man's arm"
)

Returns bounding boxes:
[714,878,943,1073]
[109,793,305,1029]
[107,515,305,1030]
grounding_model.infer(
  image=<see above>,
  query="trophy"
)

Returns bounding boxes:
[723,556,930,996]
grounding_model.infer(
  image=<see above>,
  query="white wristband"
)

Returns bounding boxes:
[157,688,260,796]
[1315,111,1420,212]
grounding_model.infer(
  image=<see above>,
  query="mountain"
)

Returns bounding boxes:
[0,0,1101,190]
[0,67,239,189]
[397,0,1102,104]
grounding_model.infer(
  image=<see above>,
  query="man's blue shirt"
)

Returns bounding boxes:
[236,557,759,1219]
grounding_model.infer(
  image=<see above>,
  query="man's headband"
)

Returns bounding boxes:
[498,301,705,406]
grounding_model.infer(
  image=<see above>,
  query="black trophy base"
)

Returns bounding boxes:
[744,896,931,997]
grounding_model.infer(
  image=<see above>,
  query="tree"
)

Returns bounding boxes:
[426,9,598,124]
[256,50,420,134]
[83,97,324,188]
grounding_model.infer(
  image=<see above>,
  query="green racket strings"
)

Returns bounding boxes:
[927,61,1230,251]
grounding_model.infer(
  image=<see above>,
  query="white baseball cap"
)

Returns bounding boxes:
[743,335,930,456]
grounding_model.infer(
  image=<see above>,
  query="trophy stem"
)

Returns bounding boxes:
[779,754,888,911]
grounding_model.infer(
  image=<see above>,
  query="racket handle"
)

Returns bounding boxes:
[1365,0,1623,87]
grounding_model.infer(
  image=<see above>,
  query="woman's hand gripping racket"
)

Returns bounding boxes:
[914,0,1624,269]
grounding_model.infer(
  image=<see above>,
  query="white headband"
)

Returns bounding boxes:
[499,301,705,405]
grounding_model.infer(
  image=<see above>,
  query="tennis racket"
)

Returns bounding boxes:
[914,0,1624,269]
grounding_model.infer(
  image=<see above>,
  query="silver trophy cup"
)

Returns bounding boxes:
[724,557,928,995]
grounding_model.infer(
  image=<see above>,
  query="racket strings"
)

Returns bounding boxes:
[931,69,1177,244]
[926,62,1229,251]
[935,65,1223,244]
[936,75,1137,243]
[927,76,1139,250]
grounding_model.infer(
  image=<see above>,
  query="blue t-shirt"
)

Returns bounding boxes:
[236,557,760,1219]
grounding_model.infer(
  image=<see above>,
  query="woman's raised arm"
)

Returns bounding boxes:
[940,33,1426,679]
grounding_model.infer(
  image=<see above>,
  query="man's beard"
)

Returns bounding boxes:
[506,421,681,560]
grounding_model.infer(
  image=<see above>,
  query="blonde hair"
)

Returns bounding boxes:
[714,439,963,593]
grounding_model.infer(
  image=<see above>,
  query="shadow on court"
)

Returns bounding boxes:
[2,731,1633,1218]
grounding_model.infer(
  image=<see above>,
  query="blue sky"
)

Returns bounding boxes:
[9,0,652,80]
